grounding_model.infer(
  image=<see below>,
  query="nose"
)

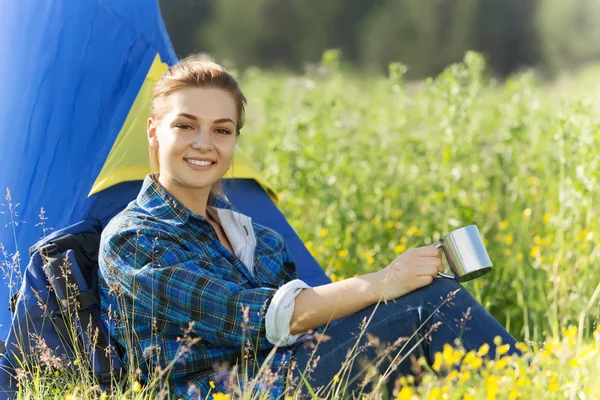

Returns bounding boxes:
[191,129,215,152]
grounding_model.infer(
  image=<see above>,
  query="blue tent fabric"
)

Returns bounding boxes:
[0,0,329,341]
[0,0,177,337]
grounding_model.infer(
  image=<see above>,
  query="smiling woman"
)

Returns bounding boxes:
[98,57,522,400]
[147,59,246,214]
[147,87,238,216]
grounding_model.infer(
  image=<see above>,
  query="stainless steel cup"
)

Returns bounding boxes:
[434,225,492,282]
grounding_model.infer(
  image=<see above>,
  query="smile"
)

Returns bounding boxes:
[186,159,214,166]
[184,158,216,170]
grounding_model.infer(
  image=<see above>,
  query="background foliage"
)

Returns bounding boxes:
[234,51,600,343]
[160,0,600,78]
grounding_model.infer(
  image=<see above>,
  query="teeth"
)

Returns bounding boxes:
[187,159,213,166]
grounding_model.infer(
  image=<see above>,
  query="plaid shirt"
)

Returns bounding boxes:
[98,175,306,399]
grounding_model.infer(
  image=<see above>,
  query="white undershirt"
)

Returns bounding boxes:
[207,206,310,347]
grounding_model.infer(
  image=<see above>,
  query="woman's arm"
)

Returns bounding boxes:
[290,246,444,335]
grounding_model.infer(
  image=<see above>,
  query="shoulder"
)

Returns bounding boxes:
[253,222,286,254]
[100,201,177,256]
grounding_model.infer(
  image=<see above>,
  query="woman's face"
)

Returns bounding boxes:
[148,87,238,199]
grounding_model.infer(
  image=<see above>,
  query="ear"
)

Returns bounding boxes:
[147,117,160,148]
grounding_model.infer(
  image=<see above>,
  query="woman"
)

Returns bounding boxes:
[98,58,520,399]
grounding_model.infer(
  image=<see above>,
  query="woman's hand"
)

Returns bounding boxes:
[377,245,444,302]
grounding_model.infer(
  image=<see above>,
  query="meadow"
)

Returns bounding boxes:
[6,52,600,399]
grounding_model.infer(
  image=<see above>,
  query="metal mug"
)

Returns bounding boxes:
[434,225,492,282]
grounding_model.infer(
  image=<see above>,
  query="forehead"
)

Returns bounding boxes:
[161,87,237,121]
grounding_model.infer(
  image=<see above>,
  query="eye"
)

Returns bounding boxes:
[215,128,232,135]
[175,123,194,130]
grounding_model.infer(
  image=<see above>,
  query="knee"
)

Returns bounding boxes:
[418,277,464,299]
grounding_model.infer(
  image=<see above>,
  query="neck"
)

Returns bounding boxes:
[158,174,211,216]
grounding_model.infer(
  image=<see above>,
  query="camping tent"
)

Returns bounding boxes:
[0,0,329,340]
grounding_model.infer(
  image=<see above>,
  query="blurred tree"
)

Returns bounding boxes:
[357,0,478,78]
[158,0,211,58]
[535,0,600,74]
[157,0,599,78]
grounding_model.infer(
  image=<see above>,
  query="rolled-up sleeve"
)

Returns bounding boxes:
[100,224,277,350]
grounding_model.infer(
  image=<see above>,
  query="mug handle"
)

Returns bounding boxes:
[433,241,455,279]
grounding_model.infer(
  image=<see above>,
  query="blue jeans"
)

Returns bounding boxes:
[289,277,520,397]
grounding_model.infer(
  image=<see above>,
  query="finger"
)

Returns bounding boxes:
[419,257,445,272]
[416,264,439,277]
[419,256,443,264]
[416,245,441,257]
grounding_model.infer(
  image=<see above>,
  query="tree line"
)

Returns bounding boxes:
[159,0,600,78]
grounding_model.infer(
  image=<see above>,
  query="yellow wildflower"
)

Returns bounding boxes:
[504,234,513,244]
[516,252,523,261]
[478,343,490,357]
[504,249,511,256]
[432,352,443,371]
[508,389,519,400]
[367,256,375,264]
[333,374,340,383]
[397,386,414,400]
[427,387,442,400]
[563,325,577,338]
[213,394,230,400]
[543,214,552,223]
[394,244,407,254]
[442,344,454,365]
[210,381,216,390]
[530,246,540,258]
[469,356,483,370]
[548,376,560,392]
[499,220,509,230]
[334,261,342,270]
[515,342,528,353]
[569,358,579,368]
[495,357,508,371]
[497,344,510,355]
[319,228,328,238]
[522,208,532,218]
[394,209,404,217]
[338,249,349,258]
[485,375,498,400]
[516,376,528,386]
[459,370,471,383]
[386,221,395,229]
[447,370,459,381]
[463,392,475,400]
[132,381,142,393]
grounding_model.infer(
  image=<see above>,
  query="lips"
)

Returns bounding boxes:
[185,158,215,166]
[184,158,216,170]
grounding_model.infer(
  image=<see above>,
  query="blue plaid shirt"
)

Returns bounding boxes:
[98,175,306,399]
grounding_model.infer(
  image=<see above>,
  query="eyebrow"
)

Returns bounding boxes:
[176,113,235,125]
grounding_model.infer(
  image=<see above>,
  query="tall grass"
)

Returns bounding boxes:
[2,52,600,399]
[239,51,600,343]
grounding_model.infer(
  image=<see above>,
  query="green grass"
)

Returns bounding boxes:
[4,51,600,399]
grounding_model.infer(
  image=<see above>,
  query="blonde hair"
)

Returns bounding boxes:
[149,56,246,199]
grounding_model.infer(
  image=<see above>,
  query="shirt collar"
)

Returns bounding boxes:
[136,174,235,223]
